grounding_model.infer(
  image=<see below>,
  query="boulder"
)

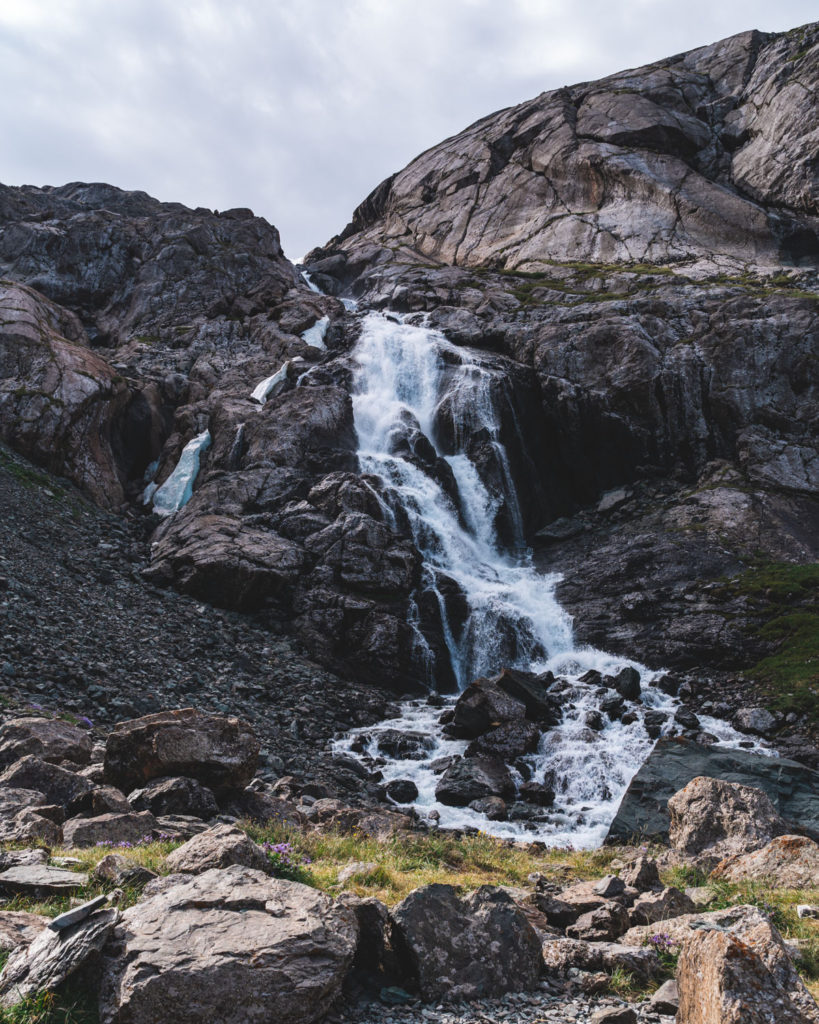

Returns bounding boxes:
[465,720,540,760]
[92,855,158,890]
[127,776,219,819]
[62,811,159,849]
[628,887,696,926]
[619,856,662,891]
[384,779,419,804]
[493,668,562,726]
[104,709,259,795]
[0,755,94,812]
[449,676,527,738]
[0,717,93,769]
[676,911,819,1023]
[0,865,88,897]
[621,903,778,949]
[611,667,641,700]
[372,729,435,760]
[668,776,788,860]
[732,707,779,736]
[711,835,819,889]
[650,978,679,1015]
[305,801,413,839]
[0,907,118,1007]
[84,786,132,816]
[435,757,515,806]
[164,823,269,874]
[336,893,390,972]
[0,808,62,845]
[390,884,542,1001]
[541,937,661,982]
[607,739,819,844]
[469,796,508,820]
[0,911,48,954]
[98,867,357,1024]
[566,901,630,941]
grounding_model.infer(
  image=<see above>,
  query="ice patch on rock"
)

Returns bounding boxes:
[151,430,211,517]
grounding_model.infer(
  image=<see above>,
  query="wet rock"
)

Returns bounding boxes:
[164,823,269,874]
[98,867,357,1024]
[465,720,540,759]
[128,776,219,819]
[390,884,542,1000]
[0,912,48,954]
[0,865,88,897]
[468,796,508,820]
[493,668,563,726]
[104,708,259,795]
[373,729,435,760]
[611,667,641,701]
[669,776,789,860]
[62,811,159,849]
[518,781,555,806]
[643,710,668,739]
[435,757,516,806]
[384,779,419,804]
[0,717,92,769]
[450,677,527,738]
[676,910,819,1023]
[711,835,819,889]
[0,906,118,1007]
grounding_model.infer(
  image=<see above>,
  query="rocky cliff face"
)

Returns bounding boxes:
[0,25,817,721]
[312,25,819,274]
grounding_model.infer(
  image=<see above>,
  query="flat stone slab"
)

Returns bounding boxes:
[0,865,88,896]
[49,895,108,931]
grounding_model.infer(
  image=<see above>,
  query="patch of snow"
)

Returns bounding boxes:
[301,315,329,350]
[151,430,211,517]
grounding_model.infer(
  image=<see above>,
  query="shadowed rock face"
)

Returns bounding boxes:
[313,25,819,274]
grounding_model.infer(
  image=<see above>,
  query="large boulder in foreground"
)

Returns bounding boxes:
[390,884,542,1001]
[606,738,819,844]
[676,908,819,1023]
[711,835,819,889]
[0,280,128,507]
[668,776,788,860]
[104,709,259,795]
[98,866,357,1024]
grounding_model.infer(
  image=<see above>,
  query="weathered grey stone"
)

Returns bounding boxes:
[164,823,268,874]
[98,866,357,1024]
[104,709,259,795]
[435,757,516,806]
[676,911,819,1023]
[0,912,48,954]
[650,978,679,1015]
[566,901,630,941]
[127,776,218,819]
[390,884,542,1000]
[732,707,779,736]
[711,835,819,889]
[0,755,94,811]
[62,810,158,849]
[92,855,158,890]
[0,865,88,897]
[628,886,696,926]
[619,856,662,891]
[49,895,109,931]
[541,937,661,982]
[0,908,118,1007]
[0,717,93,769]
[669,776,788,860]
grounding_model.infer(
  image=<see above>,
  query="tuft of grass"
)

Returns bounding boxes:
[0,985,99,1024]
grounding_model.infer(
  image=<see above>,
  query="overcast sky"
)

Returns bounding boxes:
[0,0,815,258]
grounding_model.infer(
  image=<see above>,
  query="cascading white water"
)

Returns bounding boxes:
[334,310,756,846]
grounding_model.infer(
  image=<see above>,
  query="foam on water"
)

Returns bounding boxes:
[334,311,758,845]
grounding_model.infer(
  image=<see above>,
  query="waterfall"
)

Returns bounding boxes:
[335,311,753,846]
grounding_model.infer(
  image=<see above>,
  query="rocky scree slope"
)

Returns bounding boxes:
[305,23,819,725]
